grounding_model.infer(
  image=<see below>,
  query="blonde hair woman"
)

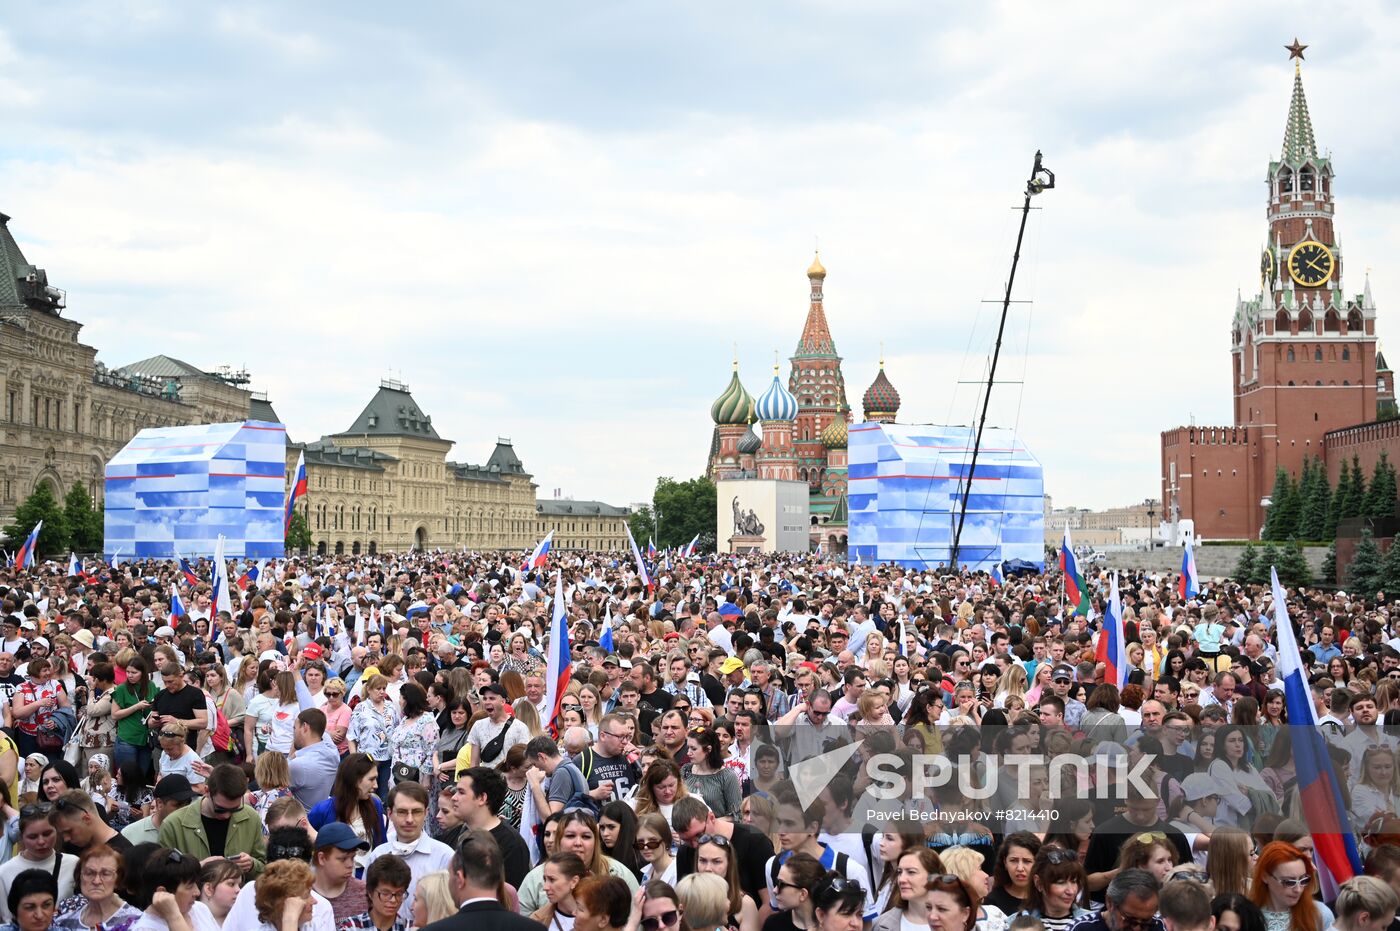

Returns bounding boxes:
[995,665,1028,709]
[512,698,544,739]
[253,751,294,820]
[1025,663,1054,706]
[411,870,458,927]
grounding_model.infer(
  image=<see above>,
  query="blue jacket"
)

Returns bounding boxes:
[308,794,386,847]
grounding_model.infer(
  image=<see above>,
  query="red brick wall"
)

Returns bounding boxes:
[1324,420,1400,486]
[1161,427,1254,539]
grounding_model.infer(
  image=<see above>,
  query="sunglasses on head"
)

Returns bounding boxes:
[1043,848,1078,865]
[697,834,730,848]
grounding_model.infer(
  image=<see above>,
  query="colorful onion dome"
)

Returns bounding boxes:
[862,363,901,421]
[821,416,848,448]
[737,422,762,455]
[807,251,826,280]
[710,364,754,425]
[755,365,799,422]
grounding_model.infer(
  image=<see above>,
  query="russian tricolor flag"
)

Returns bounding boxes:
[647,537,657,560]
[285,451,307,534]
[542,571,573,736]
[524,530,554,571]
[178,557,199,587]
[1095,572,1127,688]
[990,563,1004,588]
[235,563,259,591]
[1179,545,1200,600]
[625,525,652,592]
[67,553,80,577]
[599,605,614,652]
[1059,525,1089,616]
[683,534,700,559]
[13,521,41,570]
[1272,566,1361,889]
[211,535,233,617]
[170,585,187,620]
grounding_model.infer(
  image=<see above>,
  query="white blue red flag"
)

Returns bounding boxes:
[211,535,233,617]
[235,563,259,591]
[13,521,41,570]
[178,557,199,587]
[1095,572,1128,688]
[285,451,307,534]
[625,525,652,592]
[67,553,80,577]
[543,571,573,735]
[683,534,700,559]
[1272,566,1361,891]
[1179,545,1200,600]
[647,537,657,560]
[524,530,554,571]
[990,563,1004,588]
[170,585,187,620]
[599,604,614,652]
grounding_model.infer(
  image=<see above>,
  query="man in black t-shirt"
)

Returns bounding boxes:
[671,795,774,907]
[1084,794,1192,904]
[581,713,641,802]
[150,665,207,750]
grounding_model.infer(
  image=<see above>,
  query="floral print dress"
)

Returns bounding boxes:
[388,713,439,784]
[348,699,401,762]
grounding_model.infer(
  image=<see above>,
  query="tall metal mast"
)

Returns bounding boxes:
[949,151,1055,569]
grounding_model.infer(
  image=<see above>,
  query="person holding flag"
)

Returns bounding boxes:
[541,571,574,737]
[1179,544,1200,600]
[1095,573,1128,689]
[625,525,652,593]
[1059,525,1089,616]
[12,521,41,570]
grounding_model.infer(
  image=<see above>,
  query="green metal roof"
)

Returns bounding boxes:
[340,382,442,440]
[1281,65,1317,165]
[0,213,64,313]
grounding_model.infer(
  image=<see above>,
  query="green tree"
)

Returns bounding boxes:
[628,505,656,548]
[1366,452,1399,521]
[1326,459,1350,539]
[62,482,103,553]
[1347,529,1385,596]
[1320,541,1337,586]
[1234,544,1258,582]
[1279,539,1312,587]
[1262,469,1290,541]
[1,483,69,558]
[651,476,718,551]
[1299,457,1331,541]
[285,510,312,553]
[1381,537,1400,595]
[1254,542,1281,586]
[1343,454,1368,520]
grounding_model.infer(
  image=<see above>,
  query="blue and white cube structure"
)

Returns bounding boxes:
[847,422,1044,569]
[103,420,287,560]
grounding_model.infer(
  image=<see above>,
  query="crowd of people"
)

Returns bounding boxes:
[0,548,1393,931]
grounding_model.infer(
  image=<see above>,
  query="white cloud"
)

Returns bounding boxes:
[3,1,1400,513]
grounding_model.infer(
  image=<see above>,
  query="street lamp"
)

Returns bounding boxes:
[1146,506,1156,550]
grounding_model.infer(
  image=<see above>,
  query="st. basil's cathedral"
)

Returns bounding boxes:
[706,254,901,552]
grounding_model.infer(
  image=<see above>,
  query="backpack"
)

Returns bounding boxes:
[559,761,599,815]
[211,692,233,753]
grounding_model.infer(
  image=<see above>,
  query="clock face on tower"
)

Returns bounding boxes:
[1287,240,1335,287]
[1261,249,1274,289]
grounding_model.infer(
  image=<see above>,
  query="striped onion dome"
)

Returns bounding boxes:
[821,416,848,448]
[755,367,799,422]
[862,364,901,420]
[737,422,762,455]
[710,367,754,425]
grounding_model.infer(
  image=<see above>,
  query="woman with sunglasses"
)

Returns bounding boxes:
[808,872,864,931]
[1115,833,1177,885]
[52,843,140,931]
[153,723,204,791]
[634,814,676,887]
[764,852,822,931]
[1011,846,1090,931]
[1248,841,1332,931]
[694,833,758,931]
[322,679,351,756]
[924,874,980,931]
[632,879,688,931]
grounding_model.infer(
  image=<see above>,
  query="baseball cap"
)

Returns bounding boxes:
[301,642,324,662]
[153,774,196,802]
[719,657,746,675]
[315,821,371,851]
[155,626,175,638]
[481,683,509,700]
[1051,663,1075,681]
[1181,773,1227,802]
[602,654,621,667]
[258,650,282,663]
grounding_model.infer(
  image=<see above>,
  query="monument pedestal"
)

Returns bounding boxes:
[728,533,766,554]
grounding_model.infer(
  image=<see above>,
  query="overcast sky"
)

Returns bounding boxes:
[3,2,1399,511]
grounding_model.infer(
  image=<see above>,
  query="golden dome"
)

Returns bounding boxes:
[807,251,826,280]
